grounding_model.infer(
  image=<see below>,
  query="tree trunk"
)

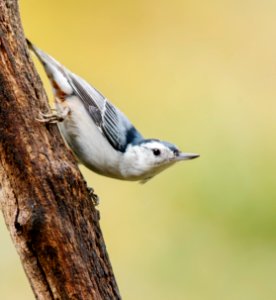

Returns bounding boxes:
[0,1,121,299]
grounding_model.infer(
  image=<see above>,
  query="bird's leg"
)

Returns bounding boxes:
[36,106,70,124]
[87,186,100,206]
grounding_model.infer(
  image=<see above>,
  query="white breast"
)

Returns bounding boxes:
[56,96,124,178]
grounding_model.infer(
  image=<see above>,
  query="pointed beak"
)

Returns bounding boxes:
[175,152,200,161]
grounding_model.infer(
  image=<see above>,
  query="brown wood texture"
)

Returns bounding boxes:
[0,1,121,299]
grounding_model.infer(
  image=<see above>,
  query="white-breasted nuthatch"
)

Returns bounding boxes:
[28,40,199,183]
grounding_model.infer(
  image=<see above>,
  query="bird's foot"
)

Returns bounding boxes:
[87,187,100,206]
[36,107,70,124]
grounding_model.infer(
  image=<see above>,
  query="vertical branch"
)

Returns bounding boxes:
[0,1,121,299]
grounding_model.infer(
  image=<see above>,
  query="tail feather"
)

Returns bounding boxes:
[27,39,73,96]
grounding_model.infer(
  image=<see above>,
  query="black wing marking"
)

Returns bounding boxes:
[68,73,143,152]
[70,74,104,127]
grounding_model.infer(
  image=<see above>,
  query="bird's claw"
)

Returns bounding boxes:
[36,107,70,124]
[87,187,100,206]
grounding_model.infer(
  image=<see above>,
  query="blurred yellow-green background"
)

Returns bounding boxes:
[1,0,276,299]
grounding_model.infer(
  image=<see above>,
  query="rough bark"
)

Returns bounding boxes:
[0,1,121,299]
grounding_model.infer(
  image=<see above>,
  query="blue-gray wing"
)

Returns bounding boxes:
[68,73,143,152]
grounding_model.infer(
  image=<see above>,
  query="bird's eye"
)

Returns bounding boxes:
[173,149,180,156]
[152,149,161,156]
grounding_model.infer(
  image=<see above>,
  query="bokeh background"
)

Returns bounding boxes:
[1,0,276,299]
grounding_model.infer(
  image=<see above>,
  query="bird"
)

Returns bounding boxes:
[27,40,199,184]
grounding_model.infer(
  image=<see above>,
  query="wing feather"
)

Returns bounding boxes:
[68,73,143,151]
[28,42,143,151]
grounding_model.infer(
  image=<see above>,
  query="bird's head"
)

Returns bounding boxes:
[122,139,199,182]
